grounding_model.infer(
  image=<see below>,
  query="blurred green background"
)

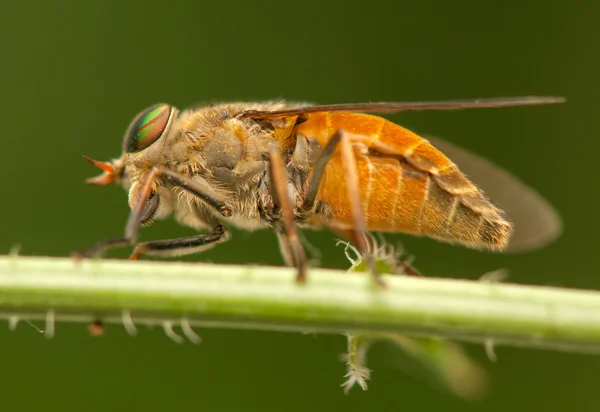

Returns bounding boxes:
[0,0,596,410]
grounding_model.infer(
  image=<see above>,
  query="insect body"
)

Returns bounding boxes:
[294,111,510,249]
[83,97,564,283]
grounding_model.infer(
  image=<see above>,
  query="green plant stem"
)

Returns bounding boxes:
[0,255,599,353]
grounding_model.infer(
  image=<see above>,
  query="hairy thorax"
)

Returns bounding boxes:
[123,102,306,232]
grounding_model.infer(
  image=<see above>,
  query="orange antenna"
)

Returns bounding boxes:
[83,155,120,185]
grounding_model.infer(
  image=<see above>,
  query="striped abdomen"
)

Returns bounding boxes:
[295,112,513,250]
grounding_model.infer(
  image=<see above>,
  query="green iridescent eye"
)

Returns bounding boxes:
[124,103,173,153]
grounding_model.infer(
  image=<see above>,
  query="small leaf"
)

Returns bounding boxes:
[383,335,488,400]
[339,235,488,399]
[341,333,372,393]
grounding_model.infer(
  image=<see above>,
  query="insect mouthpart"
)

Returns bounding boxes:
[140,191,160,225]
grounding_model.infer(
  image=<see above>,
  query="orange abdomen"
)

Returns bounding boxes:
[295,112,512,250]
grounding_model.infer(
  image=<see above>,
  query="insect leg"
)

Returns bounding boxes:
[337,130,385,287]
[79,167,231,258]
[129,225,227,260]
[274,227,295,267]
[301,132,342,213]
[267,147,308,282]
[152,167,232,217]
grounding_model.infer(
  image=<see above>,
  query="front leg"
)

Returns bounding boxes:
[78,166,231,258]
[129,225,228,260]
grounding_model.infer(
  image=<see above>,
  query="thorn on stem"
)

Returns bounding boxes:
[45,310,55,340]
[122,310,138,336]
[181,318,202,344]
[163,322,184,344]
[485,339,498,362]
[9,243,22,257]
[8,316,19,331]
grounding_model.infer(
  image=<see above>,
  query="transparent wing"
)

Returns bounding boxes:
[428,136,563,253]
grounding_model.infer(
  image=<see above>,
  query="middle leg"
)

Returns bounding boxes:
[267,146,308,283]
[128,225,227,260]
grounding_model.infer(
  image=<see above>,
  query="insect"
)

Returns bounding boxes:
[82,97,565,285]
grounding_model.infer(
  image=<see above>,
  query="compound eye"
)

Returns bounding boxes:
[124,103,173,153]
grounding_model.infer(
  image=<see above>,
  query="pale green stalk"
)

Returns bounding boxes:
[0,255,599,354]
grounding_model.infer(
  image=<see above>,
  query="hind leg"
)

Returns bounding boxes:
[303,129,385,287]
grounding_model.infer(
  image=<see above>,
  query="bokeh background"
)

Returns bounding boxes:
[0,0,597,410]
